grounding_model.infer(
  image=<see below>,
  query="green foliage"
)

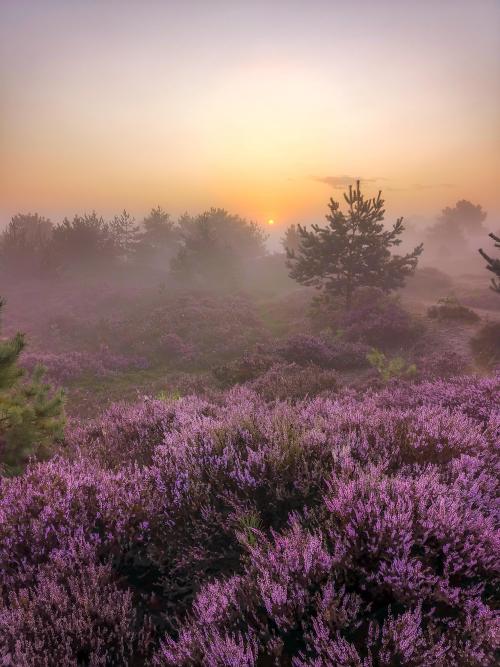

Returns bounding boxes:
[237,511,262,547]
[367,348,416,383]
[0,300,65,475]
[287,181,423,306]
[156,389,182,402]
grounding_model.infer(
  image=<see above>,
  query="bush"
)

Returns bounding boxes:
[427,297,480,323]
[248,362,339,400]
[0,300,65,475]
[416,350,469,379]
[212,351,276,387]
[341,287,422,350]
[275,333,371,371]
[0,551,151,665]
[276,333,335,367]
[471,321,500,368]
[367,348,417,383]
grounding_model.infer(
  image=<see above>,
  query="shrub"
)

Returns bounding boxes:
[275,333,370,371]
[276,334,336,367]
[416,350,469,379]
[326,339,372,370]
[427,296,480,323]
[341,287,422,350]
[0,300,65,475]
[212,352,276,387]
[470,321,500,368]
[248,363,339,400]
[0,552,152,666]
[367,348,417,383]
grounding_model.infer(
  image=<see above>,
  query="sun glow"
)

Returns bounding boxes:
[267,219,275,226]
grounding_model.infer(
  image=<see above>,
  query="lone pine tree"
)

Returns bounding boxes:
[287,181,423,307]
[0,299,64,475]
[479,232,500,293]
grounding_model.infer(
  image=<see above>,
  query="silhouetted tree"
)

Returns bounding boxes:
[136,206,179,266]
[287,181,423,307]
[51,212,115,269]
[282,224,301,255]
[440,200,487,236]
[426,200,488,257]
[171,215,238,289]
[172,208,267,288]
[0,213,53,274]
[178,208,267,260]
[110,210,141,260]
[479,232,500,293]
[0,299,64,475]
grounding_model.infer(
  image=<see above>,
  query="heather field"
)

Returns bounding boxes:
[1,2,500,665]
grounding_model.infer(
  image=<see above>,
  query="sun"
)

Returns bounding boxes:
[267,219,275,226]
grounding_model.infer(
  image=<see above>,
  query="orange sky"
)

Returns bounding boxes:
[1,1,499,230]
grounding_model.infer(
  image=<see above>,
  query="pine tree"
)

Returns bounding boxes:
[479,232,500,293]
[287,181,423,307]
[0,213,53,274]
[110,210,141,260]
[0,299,64,475]
[170,215,238,289]
[281,224,302,255]
[135,206,180,266]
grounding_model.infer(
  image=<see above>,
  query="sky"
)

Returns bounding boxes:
[1,0,499,232]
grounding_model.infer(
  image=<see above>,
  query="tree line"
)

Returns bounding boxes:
[2,186,498,296]
[0,207,268,288]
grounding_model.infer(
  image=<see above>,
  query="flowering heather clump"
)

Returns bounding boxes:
[326,339,371,370]
[275,333,371,371]
[1,553,151,666]
[416,349,470,379]
[212,351,276,386]
[20,347,149,384]
[248,362,339,400]
[341,287,422,350]
[428,296,480,323]
[0,374,498,664]
[276,333,336,367]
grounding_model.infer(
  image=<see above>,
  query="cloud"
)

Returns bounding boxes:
[314,175,387,189]
[314,177,455,193]
[412,183,455,191]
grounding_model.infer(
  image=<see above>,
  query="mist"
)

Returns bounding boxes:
[1,1,499,663]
